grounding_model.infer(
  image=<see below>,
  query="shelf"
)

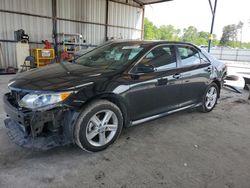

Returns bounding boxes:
[37,57,55,60]
[67,51,77,54]
[64,42,80,45]
[58,33,83,55]
[58,43,95,47]
[58,33,82,36]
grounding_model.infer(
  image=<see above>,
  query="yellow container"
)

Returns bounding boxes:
[33,48,55,68]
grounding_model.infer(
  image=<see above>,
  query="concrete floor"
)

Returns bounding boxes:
[0,75,250,188]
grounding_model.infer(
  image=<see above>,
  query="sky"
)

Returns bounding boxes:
[145,0,250,42]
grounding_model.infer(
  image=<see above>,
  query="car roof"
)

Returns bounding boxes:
[108,40,199,49]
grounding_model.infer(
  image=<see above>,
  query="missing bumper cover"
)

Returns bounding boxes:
[4,93,79,150]
[4,118,66,150]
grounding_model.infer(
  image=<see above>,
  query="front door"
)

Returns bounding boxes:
[127,45,182,121]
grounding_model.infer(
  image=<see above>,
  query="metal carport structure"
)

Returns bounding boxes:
[0,0,217,69]
[136,0,218,52]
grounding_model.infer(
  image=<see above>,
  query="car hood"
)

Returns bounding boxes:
[8,62,115,91]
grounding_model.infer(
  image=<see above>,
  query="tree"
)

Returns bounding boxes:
[144,18,180,41]
[181,26,199,43]
[219,24,238,46]
[219,21,244,47]
[143,19,250,48]
[181,27,217,46]
[157,25,180,41]
[237,21,244,46]
[144,18,158,40]
[197,31,209,45]
[237,21,244,31]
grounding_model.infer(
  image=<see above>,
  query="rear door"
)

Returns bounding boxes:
[176,45,212,106]
[127,45,182,121]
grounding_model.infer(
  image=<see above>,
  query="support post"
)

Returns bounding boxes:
[52,0,58,58]
[141,6,145,40]
[208,0,218,53]
[105,0,109,41]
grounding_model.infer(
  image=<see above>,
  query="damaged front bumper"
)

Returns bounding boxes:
[3,93,79,150]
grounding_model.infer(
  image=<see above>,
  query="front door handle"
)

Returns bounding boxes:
[173,73,181,79]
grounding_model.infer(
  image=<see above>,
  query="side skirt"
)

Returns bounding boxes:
[130,103,202,126]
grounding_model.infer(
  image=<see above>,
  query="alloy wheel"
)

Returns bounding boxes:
[205,86,218,110]
[86,110,118,147]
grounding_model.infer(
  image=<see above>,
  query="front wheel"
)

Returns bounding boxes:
[199,83,219,113]
[74,100,123,152]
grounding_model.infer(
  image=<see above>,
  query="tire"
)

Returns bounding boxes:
[199,83,219,113]
[74,100,123,152]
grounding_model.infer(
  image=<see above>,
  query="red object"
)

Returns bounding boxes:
[43,40,52,49]
[61,51,70,59]
[42,40,53,65]
[61,51,73,61]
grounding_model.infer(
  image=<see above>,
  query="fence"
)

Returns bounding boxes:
[209,48,250,62]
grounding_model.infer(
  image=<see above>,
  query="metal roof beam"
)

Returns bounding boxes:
[142,0,173,5]
[132,0,172,6]
[208,0,214,15]
[133,0,144,6]
[208,0,218,52]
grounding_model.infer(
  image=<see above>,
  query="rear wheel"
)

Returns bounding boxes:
[74,100,123,152]
[199,83,219,112]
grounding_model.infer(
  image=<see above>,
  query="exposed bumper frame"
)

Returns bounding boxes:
[3,93,79,150]
[4,118,67,150]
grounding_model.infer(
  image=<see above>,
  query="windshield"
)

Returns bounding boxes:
[75,42,144,70]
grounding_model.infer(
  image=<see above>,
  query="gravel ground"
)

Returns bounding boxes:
[0,74,250,188]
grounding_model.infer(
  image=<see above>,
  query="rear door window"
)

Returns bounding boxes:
[177,46,201,67]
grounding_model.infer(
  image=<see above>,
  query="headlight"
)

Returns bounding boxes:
[18,91,72,109]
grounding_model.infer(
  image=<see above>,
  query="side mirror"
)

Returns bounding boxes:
[135,63,155,73]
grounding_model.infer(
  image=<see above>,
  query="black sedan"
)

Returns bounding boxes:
[3,41,226,152]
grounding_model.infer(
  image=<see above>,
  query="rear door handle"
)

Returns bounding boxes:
[205,67,212,72]
[173,73,181,79]
[157,78,168,86]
